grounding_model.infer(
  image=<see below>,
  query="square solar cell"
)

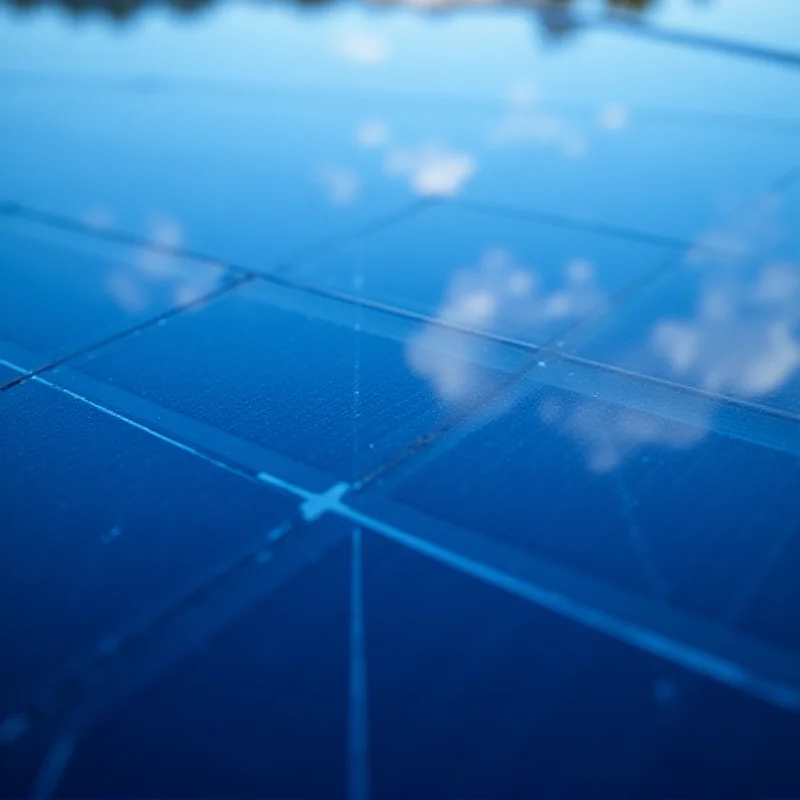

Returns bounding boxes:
[0,377,298,719]
[0,92,416,272]
[0,220,231,374]
[16,519,800,798]
[563,197,800,416]
[53,538,351,799]
[2,86,795,273]
[69,280,526,483]
[388,383,800,620]
[360,534,800,797]
[347,364,800,701]
[464,114,799,243]
[286,202,681,346]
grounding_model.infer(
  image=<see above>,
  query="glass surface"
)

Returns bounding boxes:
[1,86,797,260]
[57,533,351,799]
[1,0,800,795]
[0,217,230,375]
[564,187,800,414]
[382,381,800,641]
[1,0,798,114]
[288,202,681,345]
[49,522,800,797]
[0,378,297,715]
[69,279,522,481]
[0,90,421,269]
[359,534,800,797]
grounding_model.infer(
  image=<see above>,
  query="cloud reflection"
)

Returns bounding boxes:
[105,216,224,313]
[539,394,706,474]
[651,259,800,399]
[385,143,476,197]
[406,190,800,476]
[489,83,588,159]
[406,248,605,403]
[554,195,799,471]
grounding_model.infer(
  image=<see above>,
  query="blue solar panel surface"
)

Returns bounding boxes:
[1,0,800,796]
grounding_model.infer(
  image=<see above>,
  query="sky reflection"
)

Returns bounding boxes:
[2,2,800,794]
[567,190,800,415]
[0,0,798,479]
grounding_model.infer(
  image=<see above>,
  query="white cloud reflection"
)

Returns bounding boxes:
[538,395,706,474]
[652,217,800,401]
[385,143,476,197]
[105,216,224,314]
[406,248,605,403]
[489,83,588,159]
[687,193,784,265]
[406,191,800,475]
[652,270,800,397]
[554,195,800,472]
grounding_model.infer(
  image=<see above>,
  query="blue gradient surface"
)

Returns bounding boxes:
[1,0,800,796]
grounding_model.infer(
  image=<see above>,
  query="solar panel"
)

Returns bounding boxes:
[2,0,800,795]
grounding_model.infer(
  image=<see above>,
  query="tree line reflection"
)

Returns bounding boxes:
[2,0,664,24]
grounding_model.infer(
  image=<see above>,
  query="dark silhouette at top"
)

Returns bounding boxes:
[2,0,659,24]
[4,0,793,71]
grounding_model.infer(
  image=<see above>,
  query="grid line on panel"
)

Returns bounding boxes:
[3,200,797,473]
[1,360,798,791]
[7,507,350,800]
[0,360,271,488]
[352,342,800,501]
[0,363,351,703]
[0,202,243,271]
[448,198,697,252]
[0,197,421,391]
[4,199,799,446]
[4,202,798,469]
[598,14,800,70]
[341,178,800,488]
[0,199,432,280]
[0,368,323,793]
[250,266,800,429]
[527,350,800,426]
[347,526,370,800]
[0,195,695,275]
[333,504,800,715]
[0,274,256,392]
[345,243,690,488]
[271,199,435,276]
[0,382,312,730]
